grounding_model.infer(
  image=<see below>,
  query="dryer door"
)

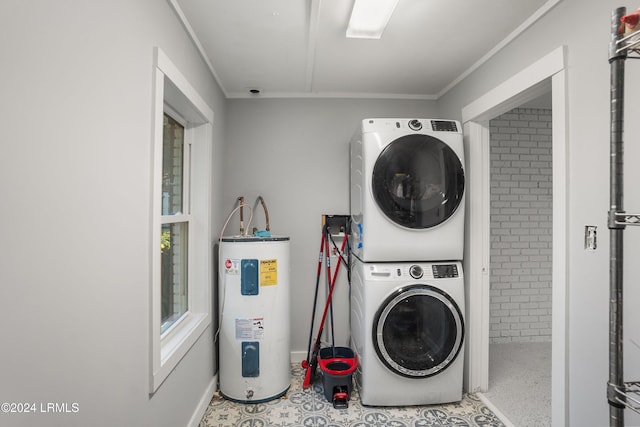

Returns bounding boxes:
[372,134,464,229]
[373,285,464,378]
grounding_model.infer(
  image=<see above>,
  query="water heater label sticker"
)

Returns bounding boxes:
[235,318,264,340]
[224,259,240,275]
[259,259,278,286]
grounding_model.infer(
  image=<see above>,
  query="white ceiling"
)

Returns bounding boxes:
[172,0,555,99]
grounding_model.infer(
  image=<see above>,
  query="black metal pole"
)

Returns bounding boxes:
[608,7,627,426]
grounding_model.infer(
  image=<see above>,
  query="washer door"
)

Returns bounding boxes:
[373,285,464,378]
[372,134,464,229]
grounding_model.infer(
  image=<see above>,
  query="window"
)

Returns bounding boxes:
[150,48,213,392]
[161,113,189,333]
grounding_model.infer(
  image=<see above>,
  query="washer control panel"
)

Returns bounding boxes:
[365,262,461,280]
[432,264,459,278]
[409,265,423,279]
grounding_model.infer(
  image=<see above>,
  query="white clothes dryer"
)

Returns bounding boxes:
[350,258,465,406]
[350,118,465,262]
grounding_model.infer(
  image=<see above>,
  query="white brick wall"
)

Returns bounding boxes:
[488,107,552,343]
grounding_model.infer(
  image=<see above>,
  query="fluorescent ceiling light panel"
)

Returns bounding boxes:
[346,0,399,39]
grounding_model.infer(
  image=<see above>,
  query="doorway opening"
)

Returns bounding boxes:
[482,97,553,426]
[462,46,567,427]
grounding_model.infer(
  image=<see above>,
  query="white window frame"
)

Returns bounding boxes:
[150,47,213,393]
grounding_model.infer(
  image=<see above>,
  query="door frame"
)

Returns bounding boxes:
[461,46,568,427]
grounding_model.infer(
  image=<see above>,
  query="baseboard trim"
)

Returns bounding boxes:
[291,351,306,365]
[476,392,515,427]
[187,373,217,427]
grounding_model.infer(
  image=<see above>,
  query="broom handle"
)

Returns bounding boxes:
[303,230,349,388]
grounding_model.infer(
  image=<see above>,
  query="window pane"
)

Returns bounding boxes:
[162,113,184,215]
[161,222,188,332]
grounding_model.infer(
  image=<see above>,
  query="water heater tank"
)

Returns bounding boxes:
[218,236,290,402]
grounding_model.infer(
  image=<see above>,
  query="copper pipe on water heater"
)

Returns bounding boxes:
[257,196,270,231]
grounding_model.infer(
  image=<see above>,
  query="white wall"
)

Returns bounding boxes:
[439,1,640,425]
[223,98,437,354]
[0,1,227,426]
[5,1,640,426]
[489,107,553,343]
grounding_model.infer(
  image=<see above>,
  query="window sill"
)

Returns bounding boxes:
[151,311,210,392]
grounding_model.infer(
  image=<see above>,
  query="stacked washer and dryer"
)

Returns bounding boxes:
[349,118,466,406]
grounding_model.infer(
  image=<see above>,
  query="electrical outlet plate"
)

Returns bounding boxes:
[585,225,597,251]
[322,214,350,234]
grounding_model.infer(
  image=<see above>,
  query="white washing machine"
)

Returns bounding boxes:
[350,258,465,406]
[350,118,465,262]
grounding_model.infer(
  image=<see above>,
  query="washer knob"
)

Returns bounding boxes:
[409,265,423,279]
[408,119,422,131]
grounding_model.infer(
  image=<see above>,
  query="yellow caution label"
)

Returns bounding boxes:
[260,259,278,286]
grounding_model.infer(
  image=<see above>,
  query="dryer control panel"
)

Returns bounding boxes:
[432,264,459,278]
[360,118,462,135]
[408,119,423,131]
[431,120,459,132]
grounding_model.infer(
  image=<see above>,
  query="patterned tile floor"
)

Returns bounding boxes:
[199,364,506,427]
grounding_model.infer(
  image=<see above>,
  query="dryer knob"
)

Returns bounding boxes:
[409,265,423,279]
[408,119,422,131]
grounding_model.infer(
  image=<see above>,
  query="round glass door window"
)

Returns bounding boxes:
[372,134,464,229]
[372,285,464,378]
